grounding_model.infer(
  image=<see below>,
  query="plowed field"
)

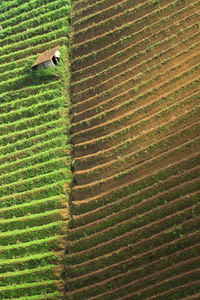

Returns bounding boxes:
[65,0,200,299]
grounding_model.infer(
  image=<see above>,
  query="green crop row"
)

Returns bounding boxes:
[0,6,69,45]
[6,291,61,300]
[0,110,64,137]
[0,0,70,298]
[1,209,66,232]
[0,80,59,100]
[0,265,55,287]
[0,234,65,260]
[0,220,65,245]
[0,180,66,208]
[0,280,58,299]
[0,147,68,175]
[0,89,58,114]
[0,0,67,22]
[0,119,64,147]
[0,251,57,272]
[0,169,68,198]
[0,19,68,57]
[0,96,65,125]
[0,158,69,188]
[0,130,67,162]
[0,67,24,83]
[1,0,66,28]
[0,32,67,66]
[0,196,65,219]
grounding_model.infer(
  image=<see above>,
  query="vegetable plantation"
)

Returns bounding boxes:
[0,0,71,299]
[1,0,200,299]
[65,0,200,299]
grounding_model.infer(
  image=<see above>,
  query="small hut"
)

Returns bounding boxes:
[32,47,60,70]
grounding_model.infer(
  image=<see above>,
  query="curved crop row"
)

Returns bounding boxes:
[65,0,200,299]
[0,0,71,299]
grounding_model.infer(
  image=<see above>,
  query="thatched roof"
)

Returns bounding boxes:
[32,46,60,67]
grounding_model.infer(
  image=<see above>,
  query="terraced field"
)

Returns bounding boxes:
[1,0,200,299]
[0,0,71,299]
[65,0,200,299]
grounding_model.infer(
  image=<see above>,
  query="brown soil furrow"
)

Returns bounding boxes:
[72,13,199,90]
[72,2,200,80]
[72,25,199,103]
[72,138,200,201]
[69,188,200,251]
[119,279,200,300]
[72,41,200,123]
[67,204,200,264]
[92,267,200,300]
[73,0,162,45]
[67,230,200,283]
[72,0,198,60]
[72,32,200,115]
[67,0,200,298]
[73,81,200,170]
[73,0,120,21]
[73,0,150,37]
[71,165,200,228]
[67,242,200,290]
[66,253,200,299]
[69,192,199,264]
[74,106,200,172]
[72,34,200,109]
[72,54,200,141]
[70,181,200,239]
[72,0,199,68]
[73,99,200,159]
[74,120,200,185]
[181,293,200,300]
[73,153,200,209]
[73,0,118,17]
[72,1,165,50]
[67,217,200,275]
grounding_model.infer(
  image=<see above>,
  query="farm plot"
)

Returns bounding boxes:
[0,0,71,299]
[66,0,200,299]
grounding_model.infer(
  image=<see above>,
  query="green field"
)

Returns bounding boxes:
[0,0,71,299]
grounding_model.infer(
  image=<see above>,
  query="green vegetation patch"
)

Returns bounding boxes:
[0,0,71,298]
